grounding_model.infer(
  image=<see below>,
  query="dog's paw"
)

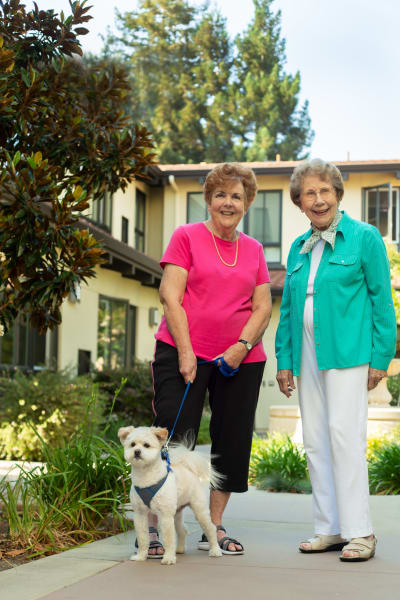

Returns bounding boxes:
[209,546,223,557]
[176,545,185,554]
[129,553,147,562]
[161,554,176,565]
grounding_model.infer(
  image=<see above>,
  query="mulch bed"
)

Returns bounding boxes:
[0,519,45,572]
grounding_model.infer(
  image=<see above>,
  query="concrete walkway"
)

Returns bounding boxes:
[1,485,399,600]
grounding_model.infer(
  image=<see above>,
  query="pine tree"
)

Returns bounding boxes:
[233,0,313,161]
[108,0,234,163]
[106,0,313,163]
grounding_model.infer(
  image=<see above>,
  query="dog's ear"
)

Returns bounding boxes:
[118,426,134,442]
[151,427,169,444]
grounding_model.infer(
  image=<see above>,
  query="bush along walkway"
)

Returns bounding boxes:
[250,430,400,495]
[0,382,133,569]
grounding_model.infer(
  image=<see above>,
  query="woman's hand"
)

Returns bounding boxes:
[178,349,197,384]
[367,367,387,391]
[276,369,296,397]
[213,342,247,370]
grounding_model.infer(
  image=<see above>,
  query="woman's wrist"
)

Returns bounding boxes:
[177,345,195,358]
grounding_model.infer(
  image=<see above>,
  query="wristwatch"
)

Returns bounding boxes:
[238,339,252,351]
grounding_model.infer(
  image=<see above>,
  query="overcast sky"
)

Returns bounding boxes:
[26,0,400,162]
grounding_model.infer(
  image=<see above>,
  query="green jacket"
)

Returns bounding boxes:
[275,211,397,376]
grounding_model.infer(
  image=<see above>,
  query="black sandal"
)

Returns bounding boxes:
[135,526,164,559]
[198,525,244,555]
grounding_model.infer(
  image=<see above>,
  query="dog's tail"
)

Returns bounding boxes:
[169,444,225,489]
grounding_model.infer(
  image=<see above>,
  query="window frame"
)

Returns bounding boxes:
[0,315,55,371]
[121,216,129,244]
[362,183,400,243]
[135,189,146,252]
[243,189,283,267]
[87,191,113,232]
[186,191,208,223]
[97,295,137,370]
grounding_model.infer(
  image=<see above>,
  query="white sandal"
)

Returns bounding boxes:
[299,534,347,553]
[339,536,377,562]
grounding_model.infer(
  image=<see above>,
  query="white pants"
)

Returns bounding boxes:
[297,295,373,539]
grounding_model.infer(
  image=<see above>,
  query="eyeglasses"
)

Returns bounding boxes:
[302,186,335,201]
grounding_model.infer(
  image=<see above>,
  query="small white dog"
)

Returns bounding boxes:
[118,425,223,565]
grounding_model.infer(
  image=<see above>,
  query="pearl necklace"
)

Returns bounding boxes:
[210,229,239,267]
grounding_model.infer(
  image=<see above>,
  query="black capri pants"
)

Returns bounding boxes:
[152,340,265,493]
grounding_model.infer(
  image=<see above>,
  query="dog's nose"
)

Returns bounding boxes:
[134,449,141,458]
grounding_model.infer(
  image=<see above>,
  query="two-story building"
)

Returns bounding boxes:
[2,159,399,430]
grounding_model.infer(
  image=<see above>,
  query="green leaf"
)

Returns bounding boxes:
[13,151,21,166]
[21,70,30,88]
[27,157,37,169]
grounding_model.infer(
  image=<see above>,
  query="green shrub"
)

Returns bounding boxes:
[0,369,106,460]
[386,374,400,406]
[249,433,311,493]
[93,363,154,427]
[0,395,131,556]
[197,411,211,445]
[368,442,400,494]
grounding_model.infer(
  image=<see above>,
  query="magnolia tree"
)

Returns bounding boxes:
[0,0,155,335]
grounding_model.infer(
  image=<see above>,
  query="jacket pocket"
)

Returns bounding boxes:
[326,254,361,284]
[328,255,358,266]
[288,262,304,289]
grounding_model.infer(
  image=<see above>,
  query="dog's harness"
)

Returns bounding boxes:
[134,472,170,508]
[134,358,238,508]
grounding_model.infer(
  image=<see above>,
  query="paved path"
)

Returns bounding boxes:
[1,484,399,600]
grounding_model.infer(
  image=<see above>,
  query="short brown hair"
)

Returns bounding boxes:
[290,158,344,207]
[203,163,258,208]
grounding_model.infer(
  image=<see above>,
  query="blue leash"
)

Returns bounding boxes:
[146,358,238,504]
[162,357,239,463]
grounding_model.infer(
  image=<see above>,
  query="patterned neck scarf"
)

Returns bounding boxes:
[300,210,343,254]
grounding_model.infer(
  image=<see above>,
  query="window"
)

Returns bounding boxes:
[363,185,400,242]
[90,191,113,231]
[121,216,129,243]
[245,190,282,264]
[97,297,137,370]
[187,192,208,223]
[78,349,91,375]
[135,190,146,252]
[0,315,52,370]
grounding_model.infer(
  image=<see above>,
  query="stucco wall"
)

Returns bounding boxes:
[58,266,162,372]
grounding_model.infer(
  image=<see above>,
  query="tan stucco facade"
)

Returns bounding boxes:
[58,266,162,371]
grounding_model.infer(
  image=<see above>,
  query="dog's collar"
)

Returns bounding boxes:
[133,471,169,508]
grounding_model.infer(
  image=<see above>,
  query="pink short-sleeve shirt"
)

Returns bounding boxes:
[155,222,270,363]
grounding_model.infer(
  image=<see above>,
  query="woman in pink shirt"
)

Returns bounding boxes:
[149,163,272,557]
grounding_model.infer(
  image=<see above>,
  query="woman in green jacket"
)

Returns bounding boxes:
[275,159,396,562]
